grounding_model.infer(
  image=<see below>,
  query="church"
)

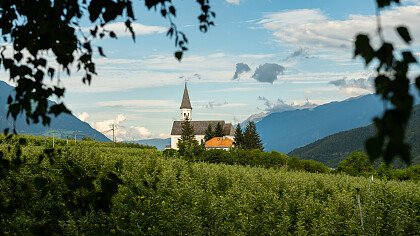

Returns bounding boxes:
[170,83,235,149]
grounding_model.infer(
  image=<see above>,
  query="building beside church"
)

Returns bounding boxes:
[205,137,234,150]
[170,83,235,149]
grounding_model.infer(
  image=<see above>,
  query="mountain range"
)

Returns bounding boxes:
[0,81,110,141]
[288,104,420,167]
[255,90,419,153]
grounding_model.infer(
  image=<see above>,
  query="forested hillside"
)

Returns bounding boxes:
[289,105,420,167]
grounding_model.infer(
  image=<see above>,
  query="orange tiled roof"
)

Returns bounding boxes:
[205,137,234,148]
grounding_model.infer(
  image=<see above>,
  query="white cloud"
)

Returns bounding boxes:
[259,6,420,50]
[96,99,178,108]
[76,112,90,122]
[92,114,126,134]
[226,0,240,5]
[159,133,171,139]
[99,22,166,37]
[90,113,154,140]
[127,126,152,139]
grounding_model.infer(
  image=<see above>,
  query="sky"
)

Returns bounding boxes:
[1,0,420,141]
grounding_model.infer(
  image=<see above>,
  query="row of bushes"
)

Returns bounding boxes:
[1,145,419,235]
[0,134,155,149]
[165,148,420,181]
[336,152,420,181]
[164,148,331,174]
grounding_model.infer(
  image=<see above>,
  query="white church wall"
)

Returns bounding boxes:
[170,134,206,149]
[171,135,181,149]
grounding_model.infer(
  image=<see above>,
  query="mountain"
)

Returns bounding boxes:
[129,138,170,150]
[288,105,420,167]
[0,81,110,141]
[241,112,267,127]
[256,92,419,153]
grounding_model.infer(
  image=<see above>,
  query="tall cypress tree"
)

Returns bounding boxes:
[179,119,195,142]
[243,121,263,150]
[204,124,214,141]
[178,119,200,158]
[214,122,224,137]
[234,124,244,148]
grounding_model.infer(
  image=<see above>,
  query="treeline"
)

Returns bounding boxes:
[335,152,420,181]
[164,149,330,174]
[0,134,155,149]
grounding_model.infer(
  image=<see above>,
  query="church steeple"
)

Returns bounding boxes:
[180,82,192,121]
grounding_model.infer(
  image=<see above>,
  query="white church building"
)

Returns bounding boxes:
[170,83,235,149]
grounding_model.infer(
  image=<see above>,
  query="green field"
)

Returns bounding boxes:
[1,137,419,235]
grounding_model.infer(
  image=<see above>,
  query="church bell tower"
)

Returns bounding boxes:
[180,83,192,121]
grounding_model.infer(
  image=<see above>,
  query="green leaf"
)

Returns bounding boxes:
[169,6,176,17]
[49,103,71,116]
[354,34,374,65]
[109,31,117,39]
[175,51,183,61]
[396,26,412,44]
[402,51,417,64]
[365,136,384,161]
[98,46,106,57]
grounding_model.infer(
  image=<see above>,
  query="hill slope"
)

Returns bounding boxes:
[256,92,419,153]
[256,94,385,152]
[0,81,110,141]
[289,105,420,167]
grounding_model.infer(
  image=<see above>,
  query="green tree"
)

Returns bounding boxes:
[243,121,263,151]
[0,0,215,131]
[177,119,201,159]
[204,124,214,142]
[234,124,244,148]
[337,152,375,177]
[214,122,224,137]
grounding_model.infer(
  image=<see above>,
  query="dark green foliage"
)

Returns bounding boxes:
[163,148,178,158]
[179,119,195,142]
[337,152,375,177]
[214,122,224,137]
[377,162,420,181]
[354,0,419,164]
[234,124,244,148]
[243,121,263,150]
[177,120,203,159]
[0,0,215,130]
[204,124,214,141]
[0,136,420,234]
[194,149,330,174]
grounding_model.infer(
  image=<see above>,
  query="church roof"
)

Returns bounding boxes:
[180,83,192,109]
[171,121,235,136]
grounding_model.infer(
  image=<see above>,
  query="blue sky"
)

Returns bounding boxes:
[1,0,420,141]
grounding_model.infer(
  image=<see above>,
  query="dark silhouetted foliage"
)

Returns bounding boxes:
[0,0,215,131]
[354,0,419,164]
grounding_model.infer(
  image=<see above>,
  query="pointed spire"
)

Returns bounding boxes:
[180,82,192,109]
